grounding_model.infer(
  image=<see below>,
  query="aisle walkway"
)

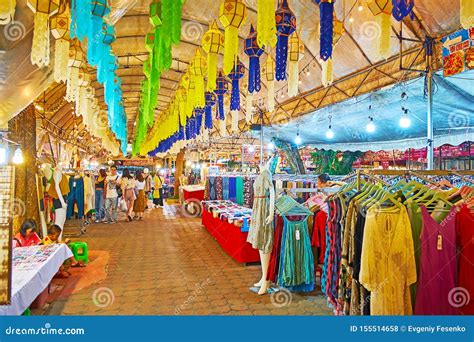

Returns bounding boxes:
[38,205,332,315]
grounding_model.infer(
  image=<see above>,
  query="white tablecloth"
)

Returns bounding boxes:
[0,244,73,316]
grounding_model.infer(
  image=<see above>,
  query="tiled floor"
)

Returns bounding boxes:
[37,204,332,315]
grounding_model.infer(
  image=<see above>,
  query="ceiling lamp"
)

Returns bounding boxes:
[399,108,411,128]
[294,124,302,145]
[267,142,275,150]
[12,147,24,164]
[326,115,334,139]
[366,117,376,133]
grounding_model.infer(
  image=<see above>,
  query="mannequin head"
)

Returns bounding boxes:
[41,163,53,180]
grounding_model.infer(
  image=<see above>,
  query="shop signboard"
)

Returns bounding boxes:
[441,27,474,77]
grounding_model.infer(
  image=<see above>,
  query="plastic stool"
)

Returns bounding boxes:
[69,241,89,264]
[22,308,31,316]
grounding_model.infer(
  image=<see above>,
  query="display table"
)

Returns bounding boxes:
[0,244,73,315]
[202,207,260,264]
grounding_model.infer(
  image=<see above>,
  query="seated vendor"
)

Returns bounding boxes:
[13,219,41,248]
[317,173,345,188]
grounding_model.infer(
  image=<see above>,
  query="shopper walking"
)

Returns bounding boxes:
[133,171,146,220]
[152,172,164,208]
[121,168,136,222]
[94,168,107,222]
[104,166,121,224]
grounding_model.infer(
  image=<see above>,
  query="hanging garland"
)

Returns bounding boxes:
[275,0,296,81]
[244,25,264,94]
[215,72,229,120]
[202,21,224,92]
[314,0,334,86]
[257,0,277,49]
[219,0,247,75]
[228,59,245,111]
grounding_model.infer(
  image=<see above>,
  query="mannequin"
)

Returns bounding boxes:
[42,163,68,230]
[247,158,275,295]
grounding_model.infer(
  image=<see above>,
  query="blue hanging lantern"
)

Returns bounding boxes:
[244,25,264,94]
[228,59,245,111]
[205,92,216,129]
[215,72,229,120]
[275,0,296,81]
[195,108,204,134]
[392,0,414,21]
[314,0,334,62]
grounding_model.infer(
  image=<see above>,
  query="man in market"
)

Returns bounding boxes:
[104,165,121,224]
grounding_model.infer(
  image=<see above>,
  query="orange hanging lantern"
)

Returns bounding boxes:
[219,0,246,75]
[27,0,60,67]
[202,21,224,92]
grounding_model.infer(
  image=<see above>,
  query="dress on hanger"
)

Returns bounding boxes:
[247,169,273,253]
[415,205,458,315]
[456,204,474,314]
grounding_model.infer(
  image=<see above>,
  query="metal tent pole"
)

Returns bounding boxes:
[259,109,264,167]
[426,38,434,170]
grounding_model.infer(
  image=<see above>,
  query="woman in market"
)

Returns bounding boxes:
[133,171,147,220]
[94,168,107,223]
[121,168,136,222]
[152,171,164,208]
[13,219,41,248]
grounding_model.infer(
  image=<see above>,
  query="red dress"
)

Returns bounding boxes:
[311,210,328,265]
[13,232,41,247]
[456,204,474,315]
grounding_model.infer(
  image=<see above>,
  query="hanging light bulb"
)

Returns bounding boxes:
[306,68,310,76]
[349,15,354,23]
[248,145,255,153]
[294,124,302,145]
[267,141,275,150]
[366,116,376,133]
[326,126,334,139]
[358,2,364,11]
[399,108,411,128]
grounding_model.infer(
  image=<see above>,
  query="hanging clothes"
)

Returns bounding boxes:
[229,176,237,202]
[223,176,230,200]
[215,176,223,200]
[360,206,417,315]
[456,204,474,315]
[267,215,284,283]
[406,200,423,307]
[83,175,95,214]
[247,169,273,253]
[236,176,244,205]
[243,176,254,208]
[208,176,216,200]
[415,205,458,315]
[66,176,85,219]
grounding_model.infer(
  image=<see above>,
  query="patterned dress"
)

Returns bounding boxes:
[247,169,273,253]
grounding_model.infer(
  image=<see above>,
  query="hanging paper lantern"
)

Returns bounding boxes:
[0,0,16,25]
[202,21,225,92]
[27,0,60,67]
[244,25,264,94]
[51,5,70,83]
[219,0,247,75]
[262,56,275,112]
[314,0,334,86]
[205,92,216,129]
[191,49,207,109]
[215,72,229,120]
[149,0,162,27]
[66,39,85,102]
[228,59,245,111]
[288,31,304,97]
[368,0,393,59]
[257,0,277,49]
[460,0,474,29]
[231,110,239,132]
[332,17,345,45]
[392,0,414,21]
[275,0,296,81]
[220,116,227,136]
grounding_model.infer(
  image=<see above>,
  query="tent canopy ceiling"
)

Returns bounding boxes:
[257,70,474,152]
[0,0,466,151]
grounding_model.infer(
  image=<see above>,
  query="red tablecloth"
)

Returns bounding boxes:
[202,208,260,264]
[183,189,205,202]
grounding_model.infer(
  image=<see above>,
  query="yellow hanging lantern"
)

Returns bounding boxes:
[0,0,16,25]
[368,0,392,59]
[51,5,70,83]
[257,0,277,49]
[190,49,207,108]
[219,0,246,75]
[202,21,224,92]
[27,0,60,67]
[262,56,275,112]
[176,86,187,126]
[288,31,304,97]
[460,0,474,29]
[66,39,85,102]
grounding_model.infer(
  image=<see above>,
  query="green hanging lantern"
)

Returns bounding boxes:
[149,0,162,27]
[145,31,156,52]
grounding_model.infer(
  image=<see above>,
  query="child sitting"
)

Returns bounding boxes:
[13,219,41,248]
